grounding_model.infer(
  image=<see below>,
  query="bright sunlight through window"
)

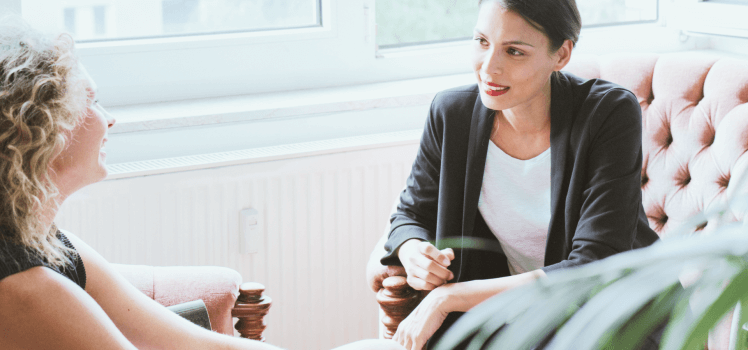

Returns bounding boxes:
[10,0,321,42]
[376,0,658,48]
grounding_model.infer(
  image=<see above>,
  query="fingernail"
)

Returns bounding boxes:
[442,258,450,266]
[450,273,454,280]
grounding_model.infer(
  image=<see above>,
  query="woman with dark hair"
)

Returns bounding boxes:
[378,1,660,349]
[0,17,403,350]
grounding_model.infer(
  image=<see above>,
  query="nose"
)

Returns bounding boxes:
[482,47,503,76]
[101,106,116,128]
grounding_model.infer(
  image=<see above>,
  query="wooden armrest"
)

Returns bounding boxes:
[232,282,272,341]
[376,276,423,339]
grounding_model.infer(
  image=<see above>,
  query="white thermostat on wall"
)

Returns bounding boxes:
[240,208,260,255]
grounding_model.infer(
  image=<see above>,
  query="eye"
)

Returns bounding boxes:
[507,48,524,56]
[473,37,488,46]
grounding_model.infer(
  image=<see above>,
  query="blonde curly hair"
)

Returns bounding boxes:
[0,17,88,267]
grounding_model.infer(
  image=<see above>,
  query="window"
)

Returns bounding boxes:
[0,0,690,111]
[376,0,658,49]
[15,0,321,42]
[670,0,748,38]
[577,0,657,27]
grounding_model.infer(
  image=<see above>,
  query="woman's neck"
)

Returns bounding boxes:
[40,191,68,234]
[497,78,552,135]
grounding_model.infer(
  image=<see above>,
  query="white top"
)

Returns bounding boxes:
[477,141,552,275]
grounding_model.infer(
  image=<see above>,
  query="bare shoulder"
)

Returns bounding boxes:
[61,229,108,267]
[58,229,127,299]
[0,266,136,350]
[60,229,93,256]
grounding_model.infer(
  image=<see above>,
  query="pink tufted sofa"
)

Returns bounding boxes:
[367,52,748,349]
[562,52,748,350]
[112,263,242,335]
[562,52,748,237]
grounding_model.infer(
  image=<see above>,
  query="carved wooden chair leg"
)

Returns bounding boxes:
[376,276,423,339]
[233,282,272,341]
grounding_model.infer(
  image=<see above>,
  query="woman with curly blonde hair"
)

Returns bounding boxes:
[0,18,401,350]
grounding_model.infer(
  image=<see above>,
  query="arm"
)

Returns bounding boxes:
[381,96,444,267]
[434,269,545,313]
[379,95,456,291]
[64,231,282,350]
[392,269,545,350]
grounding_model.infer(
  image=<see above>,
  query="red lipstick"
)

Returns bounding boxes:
[484,81,509,96]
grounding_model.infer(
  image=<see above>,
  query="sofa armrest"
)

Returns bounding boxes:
[112,263,241,336]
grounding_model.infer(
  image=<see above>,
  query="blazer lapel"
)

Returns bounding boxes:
[545,72,573,263]
[462,97,495,241]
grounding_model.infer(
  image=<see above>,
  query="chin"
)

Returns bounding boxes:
[100,167,109,180]
[95,164,108,182]
[479,90,512,111]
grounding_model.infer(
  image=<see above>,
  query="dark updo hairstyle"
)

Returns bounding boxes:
[479,0,582,53]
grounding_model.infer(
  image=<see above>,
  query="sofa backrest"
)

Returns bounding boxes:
[563,53,748,237]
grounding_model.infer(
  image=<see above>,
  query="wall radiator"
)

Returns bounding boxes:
[55,132,420,350]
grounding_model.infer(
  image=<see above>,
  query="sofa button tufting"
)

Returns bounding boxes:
[675,167,691,188]
[648,206,668,233]
[664,133,673,148]
[695,221,707,232]
[656,214,669,233]
[704,132,715,147]
[718,174,730,188]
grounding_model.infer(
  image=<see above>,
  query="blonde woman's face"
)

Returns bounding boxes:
[50,69,115,195]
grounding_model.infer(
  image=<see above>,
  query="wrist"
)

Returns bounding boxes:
[396,238,422,262]
[434,282,470,314]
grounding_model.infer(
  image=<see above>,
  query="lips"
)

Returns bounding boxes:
[100,138,108,157]
[484,81,509,96]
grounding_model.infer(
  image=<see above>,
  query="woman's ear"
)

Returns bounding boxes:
[553,39,574,71]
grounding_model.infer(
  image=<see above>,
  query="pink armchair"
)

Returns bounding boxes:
[112,263,243,336]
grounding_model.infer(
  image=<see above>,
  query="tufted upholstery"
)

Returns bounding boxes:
[564,53,748,238]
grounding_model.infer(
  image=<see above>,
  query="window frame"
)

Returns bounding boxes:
[74,0,333,55]
[6,0,708,109]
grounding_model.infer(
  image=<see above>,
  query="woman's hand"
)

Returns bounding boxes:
[397,240,455,290]
[393,286,454,350]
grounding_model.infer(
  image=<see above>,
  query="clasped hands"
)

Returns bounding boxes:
[393,239,457,350]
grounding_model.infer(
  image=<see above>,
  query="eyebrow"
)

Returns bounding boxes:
[473,29,535,47]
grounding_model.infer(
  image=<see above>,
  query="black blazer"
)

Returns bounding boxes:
[380,72,660,345]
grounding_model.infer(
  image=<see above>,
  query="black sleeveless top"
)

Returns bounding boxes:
[0,230,87,289]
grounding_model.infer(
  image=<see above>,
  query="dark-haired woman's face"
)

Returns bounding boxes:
[472,2,568,112]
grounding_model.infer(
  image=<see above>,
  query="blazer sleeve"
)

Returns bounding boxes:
[380,95,445,267]
[543,90,646,273]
